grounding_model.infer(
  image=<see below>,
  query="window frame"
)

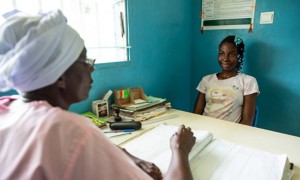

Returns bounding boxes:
[0,0,132,69]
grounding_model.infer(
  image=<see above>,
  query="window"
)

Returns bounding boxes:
[0,0,129,64]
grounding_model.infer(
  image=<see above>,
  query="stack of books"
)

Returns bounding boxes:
[111,96,171,121]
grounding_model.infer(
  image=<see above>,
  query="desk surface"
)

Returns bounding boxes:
[108,109,300,179]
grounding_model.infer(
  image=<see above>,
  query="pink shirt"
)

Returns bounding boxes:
[0,96,151,180]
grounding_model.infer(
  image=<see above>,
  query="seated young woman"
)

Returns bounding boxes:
[193,35,259,126]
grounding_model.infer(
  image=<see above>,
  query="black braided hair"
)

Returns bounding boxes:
[219,35,245,73]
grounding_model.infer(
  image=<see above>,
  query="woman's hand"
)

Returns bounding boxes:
[170,125,196,158]
[134,158,163,180]
[121,147,162,180]
[164,125,196,180]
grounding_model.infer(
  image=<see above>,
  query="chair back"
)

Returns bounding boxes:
[252,106,258,127]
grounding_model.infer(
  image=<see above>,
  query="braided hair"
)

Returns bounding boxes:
[219,35,245,73]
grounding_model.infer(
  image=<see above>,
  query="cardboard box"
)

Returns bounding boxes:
[114,86,147,107]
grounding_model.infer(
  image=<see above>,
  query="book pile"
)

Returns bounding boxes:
[111,96,171,121]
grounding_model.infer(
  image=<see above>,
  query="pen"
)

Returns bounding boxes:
[104,129,136,133]
[109,132,132,138]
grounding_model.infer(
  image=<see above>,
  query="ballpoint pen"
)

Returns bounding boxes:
[104,129,136,133]
[109,132,132,138]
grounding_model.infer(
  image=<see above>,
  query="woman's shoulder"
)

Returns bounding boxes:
[21,101,95,132]
[237,73,259,88]
[237,73,257,80]
[203,73,217,78]
[202,73,217,80]
[2,100,97,138]
[50,108,93,128]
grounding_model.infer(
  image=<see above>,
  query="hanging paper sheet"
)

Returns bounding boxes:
[201,0,256,30]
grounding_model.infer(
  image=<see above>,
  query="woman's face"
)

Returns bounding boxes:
[218,42,238,73]
[62,48,94,104]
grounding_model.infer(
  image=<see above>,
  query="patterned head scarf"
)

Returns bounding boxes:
[0,9,84,92]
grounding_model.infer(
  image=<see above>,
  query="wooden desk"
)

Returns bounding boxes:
[109,109,300,179]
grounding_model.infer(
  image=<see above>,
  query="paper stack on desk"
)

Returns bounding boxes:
[122,124,294,180]
[111,96,171,121]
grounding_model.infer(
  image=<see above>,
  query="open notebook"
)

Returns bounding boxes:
[122,124,294,180]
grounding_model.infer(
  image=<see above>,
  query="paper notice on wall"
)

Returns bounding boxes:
[201,0,256,30]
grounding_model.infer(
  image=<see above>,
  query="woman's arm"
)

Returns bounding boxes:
[121,125,196,180]
[121,148,163,180]
[240,93,258,126]
[164,125,196,180]
[193,92,206,115]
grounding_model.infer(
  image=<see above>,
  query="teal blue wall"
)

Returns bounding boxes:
[1,0,300,136]
[1,0,192,113]
[191,0,300,136]
[70,0,193,113]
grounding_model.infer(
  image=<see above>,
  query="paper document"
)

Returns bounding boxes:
[190,139,292,180]
[122,124,293,180]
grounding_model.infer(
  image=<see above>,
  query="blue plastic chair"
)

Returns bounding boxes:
[252,106,258,127]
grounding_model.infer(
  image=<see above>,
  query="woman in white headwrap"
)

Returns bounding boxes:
[0,10,195,180]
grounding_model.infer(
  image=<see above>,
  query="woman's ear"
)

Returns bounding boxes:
[56,75,66,89]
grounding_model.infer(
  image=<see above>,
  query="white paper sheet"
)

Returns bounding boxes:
[122,124,213,174]
[190,139,290,180]
[122,124,291,180]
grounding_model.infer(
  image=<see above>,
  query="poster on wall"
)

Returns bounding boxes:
[201,0,256,30]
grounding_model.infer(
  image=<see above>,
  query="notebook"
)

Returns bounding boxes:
[122,124,294,180]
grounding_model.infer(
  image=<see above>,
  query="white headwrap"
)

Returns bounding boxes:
[0,9,84,92]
